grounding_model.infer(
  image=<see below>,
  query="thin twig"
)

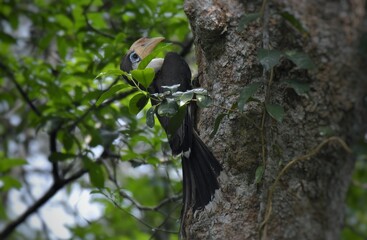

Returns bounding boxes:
[0,61,42,117]
[82,1,114,39]
[68,86,135,131]
[260,137,352,237]
[49,130,60,182]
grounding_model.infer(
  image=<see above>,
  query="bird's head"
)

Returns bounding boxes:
[120,37,165,72]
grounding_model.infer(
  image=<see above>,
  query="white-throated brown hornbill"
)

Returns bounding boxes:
[120,37,222,215]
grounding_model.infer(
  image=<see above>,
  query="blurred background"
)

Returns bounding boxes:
[0,0,366,239]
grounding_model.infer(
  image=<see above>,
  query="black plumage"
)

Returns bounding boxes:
[120,37,222,215]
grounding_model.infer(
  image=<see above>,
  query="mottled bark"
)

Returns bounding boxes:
[183,0,367,239]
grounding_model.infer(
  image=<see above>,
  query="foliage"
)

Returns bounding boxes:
[228,6,367,238]
[0,0,191,239]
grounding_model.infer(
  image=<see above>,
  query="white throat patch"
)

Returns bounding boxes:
[146,58,164,72]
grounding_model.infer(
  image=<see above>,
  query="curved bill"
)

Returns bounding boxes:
[130,37,165,59]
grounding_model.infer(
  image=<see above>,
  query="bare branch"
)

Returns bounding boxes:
[0,169,87,239]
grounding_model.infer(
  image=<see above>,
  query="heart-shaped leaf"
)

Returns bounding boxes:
[157,99,178,116]
[196,94,212,108]
[238,82,262,110]
[265,103,285,123]
[285,51,315,70]
[131,68,155,89]
[257,49,283,70]
[179,91,194,106]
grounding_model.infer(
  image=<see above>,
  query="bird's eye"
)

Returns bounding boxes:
[129,52,140,63]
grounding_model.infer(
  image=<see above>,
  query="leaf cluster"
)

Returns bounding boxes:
[0,0,190,239]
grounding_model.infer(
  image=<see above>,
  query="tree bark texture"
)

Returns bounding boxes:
[184,0,366,239]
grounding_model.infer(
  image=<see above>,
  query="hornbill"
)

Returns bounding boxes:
[120,37,222,216]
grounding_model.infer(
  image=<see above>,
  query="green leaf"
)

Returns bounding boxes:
[179,91,194,106]
[161,84,181,93]
[319,126,334,137]
[89,164,105,188]
[95,70,126,79]
[210,113,227,138]
[166,105,187,137]
[96,83,127,106]
[114,32,126,46]
[157,99,178,116]
[238,13,261,31]
[255,165,264,183]
[83,157,105,188]
[146,156,161,165]
[90,189,103,195]
[89,129,102,147]
[100,130,119,147]
[61,131,74,151]
[55,14,74,30]
[0,158,27,172]
[49,152,75,161]
[57,36,68,59]
[285,51,315,70]
[0,176,22,191]
[86,12,107,29]
[237,82,262,110]
[190,88,208,95]
[196,95,212,108]
[257,49,283,70]
[280,12,307,34]
[138,43,171,70]
[0,31,16,44]
[131,68,155,89]
[146,107,155,128]
[120,151,140,162]
[129,93,149,115]
[265,103,285,123]
[286,80,310,95]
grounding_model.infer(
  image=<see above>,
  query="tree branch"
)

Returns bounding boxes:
[179,38,194,57]
[0,61,42,117]
[68,87,136,132]
[82,1,115,39]
[0,169,87,239]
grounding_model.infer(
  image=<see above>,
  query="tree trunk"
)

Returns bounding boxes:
[183,0,367,239]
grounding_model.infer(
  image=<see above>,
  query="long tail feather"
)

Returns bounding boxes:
[182,130,222,213]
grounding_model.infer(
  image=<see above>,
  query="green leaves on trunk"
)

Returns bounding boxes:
[286,80,310,95]
[237,13,261,31]
[255,165,264,184]
[285,51,315,70]
[257,49,283,71]
[257,48,315,71]
[196,94,213,108]
[265,103,285,123]
[210,113,227,138]
[238,82,263,111]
